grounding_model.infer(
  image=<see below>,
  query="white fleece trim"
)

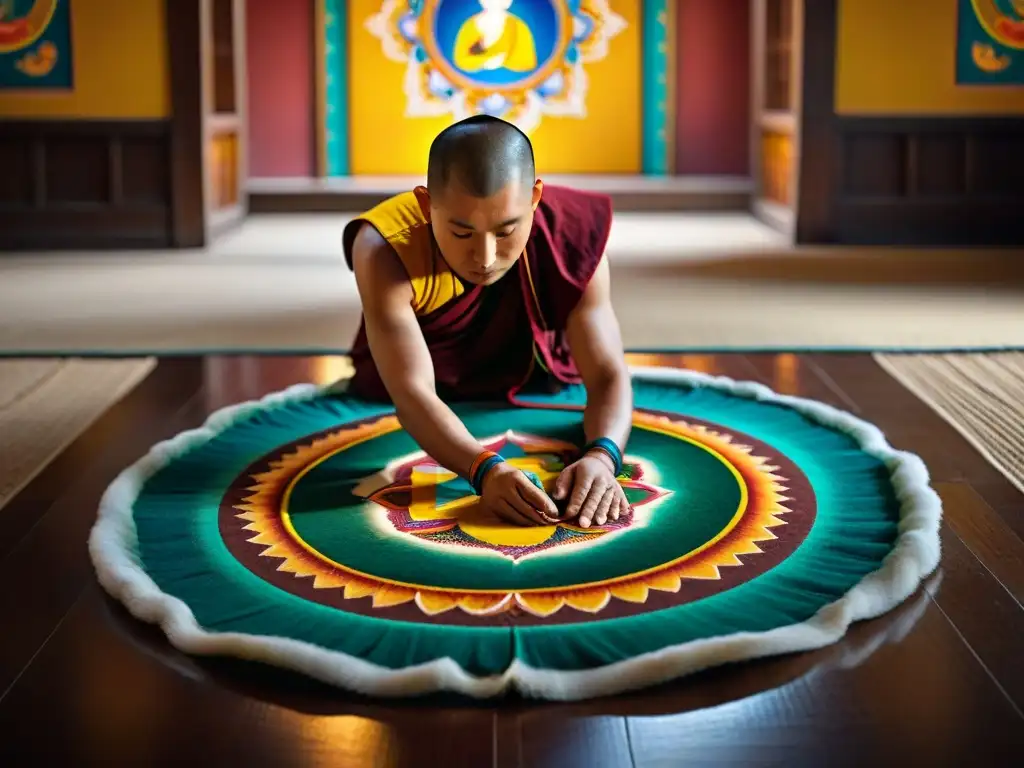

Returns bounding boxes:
[88,366,942,701]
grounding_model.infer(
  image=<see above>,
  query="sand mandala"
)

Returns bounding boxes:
[89,368,941,700]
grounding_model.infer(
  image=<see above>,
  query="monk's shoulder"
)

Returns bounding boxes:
[342,192,463,316]
[342,192,433,278]
[530,184,613,279]
[532,185,613,261]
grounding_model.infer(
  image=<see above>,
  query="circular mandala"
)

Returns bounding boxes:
[90,368,941,700]
[0,0,59,54]
[972,0,1024,50]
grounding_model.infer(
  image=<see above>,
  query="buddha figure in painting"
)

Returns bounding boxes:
[453,0,538,73]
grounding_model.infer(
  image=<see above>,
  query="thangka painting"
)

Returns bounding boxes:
[333,1,666,176]
[365,0,627,133]
[957,0,1024,84]
[0,0,73,90]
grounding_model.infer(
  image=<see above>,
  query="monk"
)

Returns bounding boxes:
[452,0,538,74]
[342,115,632,530]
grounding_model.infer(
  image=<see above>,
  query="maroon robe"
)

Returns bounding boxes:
[343,185,613,403]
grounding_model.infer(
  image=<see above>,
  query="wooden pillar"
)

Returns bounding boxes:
[167,0,206,247]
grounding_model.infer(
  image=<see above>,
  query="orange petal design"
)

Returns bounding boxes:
[415,592,459,615]
[232,412,798,619]
[609,582,650,603]
[310,571,350,590]
[371,586,417,608]
[516,594,566,617]
[459,593,514,615]
[565,590,612,613]
[342,580,380,600]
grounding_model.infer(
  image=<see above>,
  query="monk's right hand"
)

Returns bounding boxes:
[480,463,561,527]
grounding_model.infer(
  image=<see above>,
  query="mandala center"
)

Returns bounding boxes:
[357,431,670,561]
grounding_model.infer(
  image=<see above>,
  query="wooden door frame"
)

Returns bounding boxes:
[204,0,249,237]
[166,0,249,248]
[792,0,838,244]
[748,0,838,244]
[167,0,206,248]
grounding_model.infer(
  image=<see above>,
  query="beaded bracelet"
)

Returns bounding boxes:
[470,450,504,495]
[582,437,623,476]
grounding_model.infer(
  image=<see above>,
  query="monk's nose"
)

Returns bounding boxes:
[478,235,498,268]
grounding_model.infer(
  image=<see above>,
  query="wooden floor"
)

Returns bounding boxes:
[1,353,1022,766]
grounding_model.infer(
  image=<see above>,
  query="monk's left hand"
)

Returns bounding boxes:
[552,452,631,528]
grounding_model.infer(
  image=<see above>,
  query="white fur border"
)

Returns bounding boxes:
[87,366,942,701]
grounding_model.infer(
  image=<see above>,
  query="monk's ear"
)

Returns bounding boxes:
[413,185,431,220]
[531,179,544,211]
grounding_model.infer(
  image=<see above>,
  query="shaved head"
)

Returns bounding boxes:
[426,115,536,199]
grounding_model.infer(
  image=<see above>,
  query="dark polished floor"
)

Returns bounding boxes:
[1,353,1022,766]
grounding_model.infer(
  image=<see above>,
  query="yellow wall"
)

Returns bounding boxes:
[347,0,642,174]
[0,0,169,119]
[836,0,1024,115]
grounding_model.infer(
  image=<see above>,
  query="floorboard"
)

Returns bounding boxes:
[0,361,206,697]
[810,354,1024,540]
[1,353,1021,765]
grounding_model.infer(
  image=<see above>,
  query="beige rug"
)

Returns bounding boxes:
[1,214,1022,353]
[874,352,1024,494]
[0,357,157,510]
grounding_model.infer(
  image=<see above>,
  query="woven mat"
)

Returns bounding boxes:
[0,357,156,510]
[874,352,1024,495]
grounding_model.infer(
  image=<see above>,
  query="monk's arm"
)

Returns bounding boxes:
[350,224,491,478]
[565,254,633,453]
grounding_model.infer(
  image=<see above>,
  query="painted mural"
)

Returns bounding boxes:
[0,0,72,90]
[332,0,667,177]
[364,0,626,133]
[957,0,1024,85]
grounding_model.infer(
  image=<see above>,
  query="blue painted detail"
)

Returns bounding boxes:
[397,13,420,42]
[573,14,595,43]
[641,0,669,176]
[325,0,348,176]
[536,71,565,99]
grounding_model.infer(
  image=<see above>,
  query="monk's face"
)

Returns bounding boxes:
[416,179,543,286]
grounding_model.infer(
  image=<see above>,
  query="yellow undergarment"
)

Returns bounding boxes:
[354,192,465,316]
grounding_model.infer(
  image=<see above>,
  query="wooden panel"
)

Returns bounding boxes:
[45,137,111,204]
[973,131,1024,196]
[916,134,965,197]
[0,136,32,205]
[759,128,793,205]
[0,121,173,250]
[843,133,905,198]
[121,136,172,204]
[209,126,240,210]
[832,117,1024,245]
[762,0,794,112]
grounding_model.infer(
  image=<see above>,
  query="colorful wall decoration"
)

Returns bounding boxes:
[323,1,673,176]
[0,0,73,90]
[836,0,1024,114]
[0,0,167,118]
[957,0,1024,85]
